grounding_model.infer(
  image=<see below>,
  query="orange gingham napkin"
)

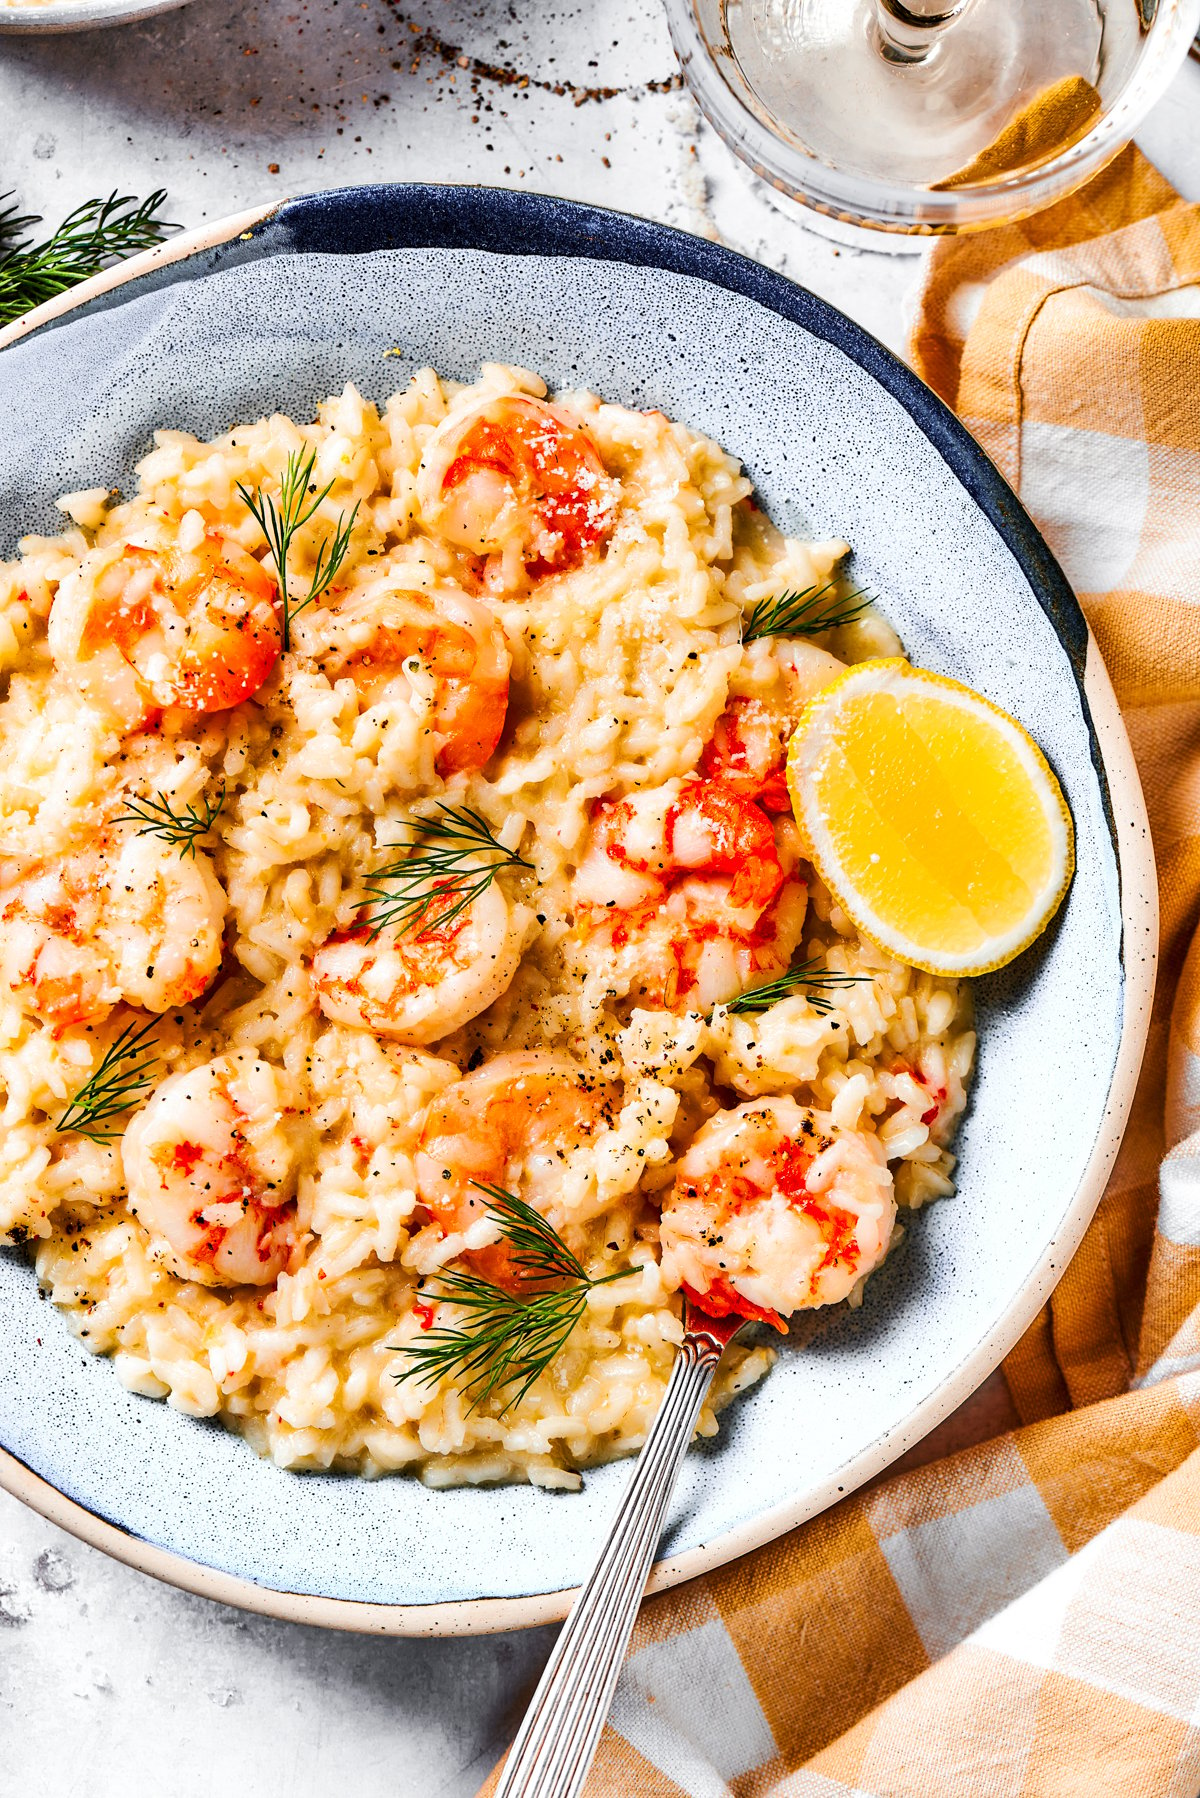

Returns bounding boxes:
[484,147,1200,1798]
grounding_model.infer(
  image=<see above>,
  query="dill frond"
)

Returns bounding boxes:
[56,1017,160,1141]
[0,190,174,328]
[364,804,531,940]
[723,959,871,1018]
[236,445,359,650]
[112,785,225,858]
[390,1183,627,1412]
[305,502,359,607]
[741,579,872,645]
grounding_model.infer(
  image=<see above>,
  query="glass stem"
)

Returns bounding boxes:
[873,0,971,65]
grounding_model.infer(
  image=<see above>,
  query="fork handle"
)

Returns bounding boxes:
[493,1332,724,1798]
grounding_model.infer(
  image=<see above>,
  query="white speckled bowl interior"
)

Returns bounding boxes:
[0,188,1150,1631]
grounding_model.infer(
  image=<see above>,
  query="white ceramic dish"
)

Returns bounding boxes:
[0,0,191,31]
[0,186,1156,1635]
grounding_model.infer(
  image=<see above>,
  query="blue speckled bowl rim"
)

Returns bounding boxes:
[0,186,1156,1635]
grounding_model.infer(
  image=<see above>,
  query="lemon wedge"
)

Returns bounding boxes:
[786,658,1074,976]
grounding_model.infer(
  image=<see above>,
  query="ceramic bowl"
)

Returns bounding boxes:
[0,185,1156,1635]
[0,0,192,32]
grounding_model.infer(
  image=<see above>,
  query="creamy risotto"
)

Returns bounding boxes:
[0,366,974,1488]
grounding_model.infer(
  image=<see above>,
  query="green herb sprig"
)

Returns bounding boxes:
[237,446,359,650]
[0,190,174,329]
[364,804,532,941]
[742,578,872,645]
[112,785,225,859]
[56,1017,160,1142]
[723,959,871,1018]
[391,1183,628,1412]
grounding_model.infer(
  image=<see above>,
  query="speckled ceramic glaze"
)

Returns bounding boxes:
[0,187,1156,1634]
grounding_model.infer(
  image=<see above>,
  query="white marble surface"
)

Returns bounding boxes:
[0,10,1198,1795]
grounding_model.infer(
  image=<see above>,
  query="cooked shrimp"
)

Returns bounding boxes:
[322,583,510,776]
[573,778,807,1012]
[0,857,113,1030]
[414,1050,612,1287]
[659,1096,896,1327]
[0,835,225,1030]
[417,393,617,581]
[313,881,530,1044]
[49,530,280,729]
[123,1052,300,1287]
[700,641,846,812]
[100,833,227,1012]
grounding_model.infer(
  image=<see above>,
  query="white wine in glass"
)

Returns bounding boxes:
[665,0,1200,236]
[733,0,1137,186]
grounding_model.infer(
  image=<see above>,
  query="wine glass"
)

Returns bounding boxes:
[664,0,1200,244]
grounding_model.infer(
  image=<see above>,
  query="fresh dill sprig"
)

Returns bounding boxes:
[112,785,225,859]
[364,804,532,940]
[56,1017,160,1142]
[306,504,358,607]
[0,190,174,328]
[742,578,872,645]
[0,198,38,252]
[391,1183,627,1412]
[236,445,360,651]
[723,959,871,1019]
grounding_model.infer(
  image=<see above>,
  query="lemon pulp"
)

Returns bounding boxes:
[787,659,1073,975]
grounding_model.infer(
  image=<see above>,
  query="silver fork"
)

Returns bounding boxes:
[493,1307,743,1798]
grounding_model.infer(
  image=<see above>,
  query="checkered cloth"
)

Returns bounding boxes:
[485,148,1200,1798]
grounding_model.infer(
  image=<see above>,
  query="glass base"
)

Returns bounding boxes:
[740,164,930,253]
